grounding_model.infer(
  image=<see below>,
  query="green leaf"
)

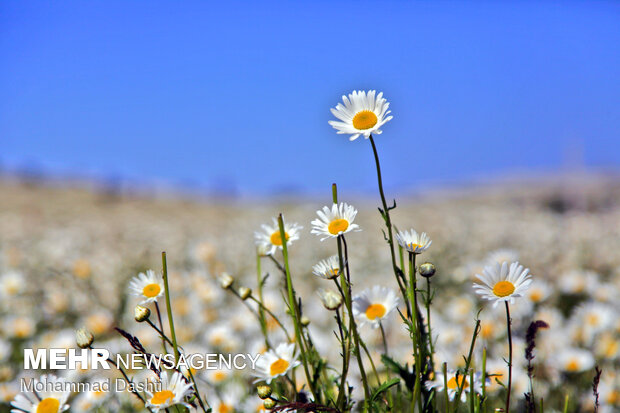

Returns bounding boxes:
[370,378,401,402]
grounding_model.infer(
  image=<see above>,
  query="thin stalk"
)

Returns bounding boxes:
[453,317,481,410]
[278,215,318,402]
[379,322,389,356]
[146,319,175,347]
[369,135,398,277]
[408,252,422,413]
[161,252,180,363]
[469,368,475,413]
[481,347,487,413]
[161,253,208,412]
[505,302,513,413]
[154,302,168,353]
[443,362,449,413]
[256,251,269,348]
[562,394,569,413]
[341,235,371,407]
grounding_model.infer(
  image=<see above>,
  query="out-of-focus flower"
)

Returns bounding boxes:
[311,203,360,241]
[128,270,164,305]
[144,371,193,412]
[11,374,70,413]
[395,229,432,254]
[555,348,595,373]
[254,342,300,384]
[473,262,532,307]
[352,286,400,328]
[254,217,302,256]
[426,370,485,402]
[328,90,393,141]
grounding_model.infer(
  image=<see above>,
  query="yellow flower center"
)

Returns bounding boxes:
[407,243,421,251]
[529,290,543,302]
[329,268,340,277]
[213,371,227,382]
[143,283,162,298]
[587,314,600,325]
[218,403,233,413]
[352,110,378,130]
[328,219,349,235]
[481,323,494,339]
[566,358,580,372]
[37,398,60,413]
[365,303,387,320]
[151,390,175,405]
[607,390,619,405]
[270,358,290,376]
[270,231,290,246]
[492,281,515,297]
[447,376,469,390]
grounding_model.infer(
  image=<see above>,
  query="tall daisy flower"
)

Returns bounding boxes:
[329,90,393,141]
[11,374,70,413]
[145,371,194,412]
[311,203,360,241]
[129,270,164,305]
[473,261,532,308]
[426,370,485,402]
[312,256,340,280]
[473,261,532,413]
[254,342,300,384]
[395,229,432,254]
[352,286,400,328]
[254,217,302,256]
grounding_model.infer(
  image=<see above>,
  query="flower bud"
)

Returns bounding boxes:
[419,262,436,278]
[75,327,94,349]
[134,305,151,322]
[263,398,277,409]
[257,384,272,399]
[239,287,252,300]
[318,289,342,311]
[300,316,310,327]
[219,273,234,289]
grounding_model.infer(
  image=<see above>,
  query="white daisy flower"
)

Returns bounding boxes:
[395,229,432,254]
[352,286,400,328]
[555,348,595,373]
[254,342,300,384]
[11,374,70,413]
[473,261,532,307]
[254,217,302,256]
[311,203,360,241]
[0,271,25,298]
[525,280,552,304]
[329,90,393,141]
[128,270,164,305]
[426,370,485,402]
[145,371,194,412]
[312,255,341,279]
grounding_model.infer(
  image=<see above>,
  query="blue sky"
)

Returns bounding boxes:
[1,1,619,196]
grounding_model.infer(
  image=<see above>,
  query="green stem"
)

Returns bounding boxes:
[408,252,423,413]
[278,215,318,402]
[161,252,179,363]
[256,252,269,349]
[505,302,513,413]
[340,235,371,408]
[369,135,398,277]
